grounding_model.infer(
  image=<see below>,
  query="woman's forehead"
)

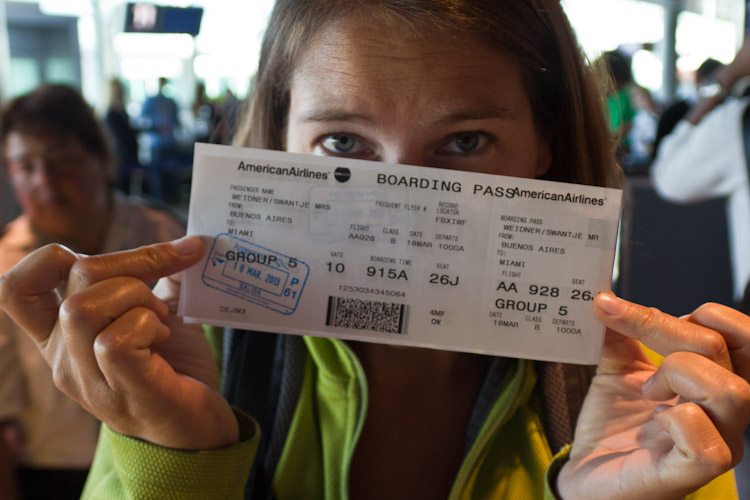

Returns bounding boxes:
[290,17,528,121]
[298,15,503,73]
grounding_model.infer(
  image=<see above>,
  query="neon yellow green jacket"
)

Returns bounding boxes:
[81,336,737,499]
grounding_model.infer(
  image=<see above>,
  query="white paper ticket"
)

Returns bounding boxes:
[179,143,623,364]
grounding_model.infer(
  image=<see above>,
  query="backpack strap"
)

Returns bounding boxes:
[222,330,305,500]
[739,100,750,313]
[536,361,596,453]
[743,99,750,183]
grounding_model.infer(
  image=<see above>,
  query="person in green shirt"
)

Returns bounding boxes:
[603,49,637,140]
[0,1,748,499]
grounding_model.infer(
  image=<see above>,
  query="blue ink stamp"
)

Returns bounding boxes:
[202,233,309,315]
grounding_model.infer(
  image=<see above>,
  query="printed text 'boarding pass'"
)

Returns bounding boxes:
[179,144,623,364]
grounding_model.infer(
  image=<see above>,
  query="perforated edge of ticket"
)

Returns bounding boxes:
[179,143,623,364]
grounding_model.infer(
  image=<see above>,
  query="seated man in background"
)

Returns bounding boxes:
[0,84,185,500]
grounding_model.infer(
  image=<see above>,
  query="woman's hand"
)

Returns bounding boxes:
[557,293,750,499]
[0,236,239,450]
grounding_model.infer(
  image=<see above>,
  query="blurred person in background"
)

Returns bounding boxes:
[139,76,181,199]
[192,81,214,144]
[0,84,185,500]
[0,83,19,226]
[0,164,19,227]
[628,84,659,167]
[651,37,750,307]
[652,58,725,158]
[104,78,141,195]
[209,88,240,145]
[602,50,637,157]
[601,48,660,173]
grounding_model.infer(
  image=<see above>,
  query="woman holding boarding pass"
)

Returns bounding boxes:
[1,0,749,498]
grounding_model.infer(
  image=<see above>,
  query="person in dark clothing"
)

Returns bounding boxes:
[104,78,141,194]
[139,77,181,199]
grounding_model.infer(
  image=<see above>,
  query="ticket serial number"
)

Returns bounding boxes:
[339,284,407,298]
[179,144,623,364]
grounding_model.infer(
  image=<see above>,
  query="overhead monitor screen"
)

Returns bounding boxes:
[124,3,203,36]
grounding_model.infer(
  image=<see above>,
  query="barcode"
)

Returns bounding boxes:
[326,296,409,335]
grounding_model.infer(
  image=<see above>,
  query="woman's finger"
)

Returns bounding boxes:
[593,293,733,372]
[53,276,170,379]
[93,307,172,396]
[653,402,733,491]
[0,236,203,345]
[0,243,79,342]
[93,309,236,450]
[52,307,172,428]
[642,351,750,463]
[682,303,750,381]
[65,235,204,296]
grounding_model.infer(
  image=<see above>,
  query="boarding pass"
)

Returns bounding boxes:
[179,143,622,364]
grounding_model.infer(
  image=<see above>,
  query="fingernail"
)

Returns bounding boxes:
[642,374,655,391]
[597,293,625,316]
[172,235,201,256]
[155,322,171,345]
[156,299,169,318]
[653,404,671,414]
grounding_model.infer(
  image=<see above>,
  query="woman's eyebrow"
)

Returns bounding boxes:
[298,109,371,124]
[297,105,517,125]
[432,106,518,125]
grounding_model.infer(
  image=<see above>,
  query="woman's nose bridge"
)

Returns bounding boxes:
[380,142,429,167]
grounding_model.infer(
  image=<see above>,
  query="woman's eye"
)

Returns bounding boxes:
[455,133,480,152]
[441,132,489,154]
[321,134,359,153]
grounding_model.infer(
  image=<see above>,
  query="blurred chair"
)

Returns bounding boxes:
[616,176,734,316]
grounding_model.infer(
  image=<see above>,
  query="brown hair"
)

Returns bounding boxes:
[234,0,621,188]
[0,84,114,172]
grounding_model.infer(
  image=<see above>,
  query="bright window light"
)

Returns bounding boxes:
[114,33,195,58]
[120,57,182,80]
[632,49,663,90]
[563,0,665,60]
[676,11,737,66]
